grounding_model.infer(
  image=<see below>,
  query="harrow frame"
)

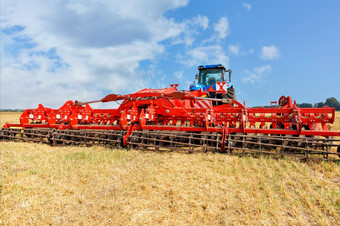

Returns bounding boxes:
[1,85,340,161]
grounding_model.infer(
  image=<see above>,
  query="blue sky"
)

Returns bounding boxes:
[1,0,339,109]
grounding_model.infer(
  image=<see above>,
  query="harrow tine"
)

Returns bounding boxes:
[1,127,340,161]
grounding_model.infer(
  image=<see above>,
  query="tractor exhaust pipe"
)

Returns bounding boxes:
[226,69,232,82]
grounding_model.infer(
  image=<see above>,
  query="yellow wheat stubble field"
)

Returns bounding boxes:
[0,112,339,225]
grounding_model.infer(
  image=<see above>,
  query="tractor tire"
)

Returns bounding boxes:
[224,86,236,100]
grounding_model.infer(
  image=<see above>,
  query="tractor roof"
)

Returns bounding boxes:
[198,64,226,70]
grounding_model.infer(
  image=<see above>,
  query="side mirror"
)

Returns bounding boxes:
[195,74,198,80]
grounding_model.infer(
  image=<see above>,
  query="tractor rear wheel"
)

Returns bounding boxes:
[224,86,236,100]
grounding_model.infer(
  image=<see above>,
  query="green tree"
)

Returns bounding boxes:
[298,103,313,108]
[325,97,340,110]
[314,102,325,108]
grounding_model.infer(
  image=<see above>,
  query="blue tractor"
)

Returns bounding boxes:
[189,64,236,100]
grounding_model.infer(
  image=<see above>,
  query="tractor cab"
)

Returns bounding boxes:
[189,64,235,100]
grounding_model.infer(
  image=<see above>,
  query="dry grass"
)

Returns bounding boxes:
[0,112,21,126]
[1,112,340,225]
[333,111,340,131]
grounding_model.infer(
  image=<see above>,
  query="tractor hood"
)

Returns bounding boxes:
[189,83,205,91]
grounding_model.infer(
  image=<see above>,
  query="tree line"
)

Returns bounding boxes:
[296,97,340,110]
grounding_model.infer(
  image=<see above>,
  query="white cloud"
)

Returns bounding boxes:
[254,65,271,74]
[260,45,281,60]
[228,45,254,57]
[228,45,240,56]
[201,16,229,44]
[174,71,184,81]
[243,3,252,11]
[177,45,229,67]
[242,65,272,84]
[214,17,229,39]
[191,15,209,30]
[172,14,209,46]
[0,0,190,108]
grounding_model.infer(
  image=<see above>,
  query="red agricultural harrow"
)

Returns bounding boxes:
[2,63,340,161]
[1,82,340,161]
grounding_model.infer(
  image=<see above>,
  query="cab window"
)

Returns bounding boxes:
[199,69,223,86]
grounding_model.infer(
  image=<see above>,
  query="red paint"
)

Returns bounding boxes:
[3,85,340,145]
